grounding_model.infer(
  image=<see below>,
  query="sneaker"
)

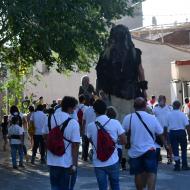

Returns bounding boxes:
[40,160,46,164]
[19,164,25,168]
[31,160,35,165]
[13,166,18,169]
[167,159,172,165]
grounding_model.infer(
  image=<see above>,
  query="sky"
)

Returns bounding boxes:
[142,0,190,26]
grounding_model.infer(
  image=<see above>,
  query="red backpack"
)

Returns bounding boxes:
[77,106,84,126]
[47,116,72,156]
[95,119,115,161]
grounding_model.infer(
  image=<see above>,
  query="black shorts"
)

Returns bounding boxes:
[129,150,157,175]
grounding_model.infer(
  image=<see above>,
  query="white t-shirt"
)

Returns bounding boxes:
[183,104,190,119]
[75,104,87,115]
[9,112,27,132]
[8,124,24,144]
[122,111,163,158]
[153,105,172,128]
[30,111,47,135]
[55,107,79,120]
[43,111,80,168]
[9,112,24,120]
[55,107,62,113]
[83,106,96,135]
[166,110,189,131]
[70,110,78,121]
[87,115,125,167]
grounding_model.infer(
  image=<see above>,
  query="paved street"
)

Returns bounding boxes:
[1,148,190,190]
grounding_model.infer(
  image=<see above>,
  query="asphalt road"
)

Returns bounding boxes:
[0,152,190,190]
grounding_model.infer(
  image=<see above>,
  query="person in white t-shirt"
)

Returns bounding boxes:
[82,97,96,161]
[122,97,165,190]
[153,95,172,164]
[9,105,28,161]
[43,96,80,190]
[8,116,24,169]
[182,97,190,119]
[87,99,126,190]
[75,95,87,128]
[30,104,47,164]
[167,100,190,171]
[106,106,123,167]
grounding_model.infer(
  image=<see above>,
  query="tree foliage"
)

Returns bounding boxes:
[0,0,142,73]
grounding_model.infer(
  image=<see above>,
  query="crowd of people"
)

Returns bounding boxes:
[1,76,190,190]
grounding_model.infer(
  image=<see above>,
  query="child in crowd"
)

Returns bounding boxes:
[1,115,9,151]
[106,106,123,166]
[8,116,24,169]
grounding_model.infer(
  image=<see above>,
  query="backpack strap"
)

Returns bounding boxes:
[60,118,73,151]
[60,118,73,144]
[91,119,112,151]
[135,112,155,141]
[48,114,52,132]
[51,115,72,143]
[95,119,111,131]
[78,105,84,112]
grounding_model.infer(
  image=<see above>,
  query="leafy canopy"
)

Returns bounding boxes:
[0,0,142,73]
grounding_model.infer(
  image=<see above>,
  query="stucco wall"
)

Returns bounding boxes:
[133,39,190,103]
[25,69,97,104]
[25,40,190,104]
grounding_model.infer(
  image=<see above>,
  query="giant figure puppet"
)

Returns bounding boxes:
[96,24,148,121]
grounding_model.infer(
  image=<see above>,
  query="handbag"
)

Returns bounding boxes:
[135,112,163,147]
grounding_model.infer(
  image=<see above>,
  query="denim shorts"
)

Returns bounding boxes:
[129,150,157,175]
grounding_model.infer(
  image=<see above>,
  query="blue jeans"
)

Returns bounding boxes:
[10,144,23,167]
[94,162,120,190]
[49,166,77,190]
[32,135,45,161]
[169,129,188,167]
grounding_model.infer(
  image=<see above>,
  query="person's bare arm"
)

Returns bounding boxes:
[138,64,147,99]
[186,124,190,141]
[157,133,169,150]
[72,142,80,167]
[23,116,28,130]
[119,133,127,145]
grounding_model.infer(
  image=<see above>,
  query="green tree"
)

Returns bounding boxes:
[0,0,142,73]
